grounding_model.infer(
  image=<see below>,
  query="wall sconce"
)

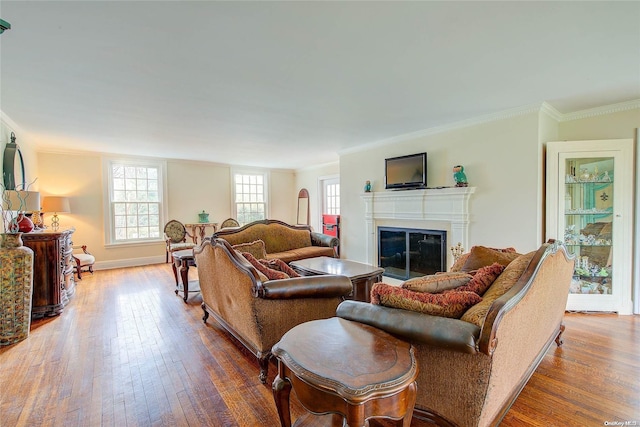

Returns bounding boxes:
[42,196,70,231]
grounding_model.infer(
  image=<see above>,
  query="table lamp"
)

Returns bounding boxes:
[42,196,70,231]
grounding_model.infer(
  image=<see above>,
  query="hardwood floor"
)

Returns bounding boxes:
[0,264,638,427]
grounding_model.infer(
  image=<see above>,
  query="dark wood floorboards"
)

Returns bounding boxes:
[0,264,638,426]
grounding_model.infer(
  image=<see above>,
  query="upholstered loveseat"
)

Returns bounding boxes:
[213,219,339,263]
[194,237,352,383]
[336,241,575,427]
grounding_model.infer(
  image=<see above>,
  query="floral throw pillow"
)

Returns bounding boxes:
[232,240,267,260]
[402,272,473,293]
[242,252,289,280]
[371,282,482,319]
[459,246,520,272]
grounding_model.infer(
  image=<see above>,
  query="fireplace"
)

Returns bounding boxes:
[361,187,475,271]
[378,227,446,280]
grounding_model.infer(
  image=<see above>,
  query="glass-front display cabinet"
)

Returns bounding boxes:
[546,139,634,314]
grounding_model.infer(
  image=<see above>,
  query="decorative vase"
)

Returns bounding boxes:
[198,210,209,223]
[364,180,371,192]
[17,213,35,233]
[0,233,34,346]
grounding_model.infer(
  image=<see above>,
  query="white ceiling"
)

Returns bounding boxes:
[1,1,639,169]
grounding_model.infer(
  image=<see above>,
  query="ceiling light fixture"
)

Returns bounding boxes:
[0,19,11,34]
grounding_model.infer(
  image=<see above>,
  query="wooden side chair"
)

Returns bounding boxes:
[73,245,95,280]
[164,220,197,263]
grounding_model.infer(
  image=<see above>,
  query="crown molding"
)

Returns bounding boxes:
[0,110,27,141]
[295,160,339,173]
[339,99,640,156]
[540,102,563,121]
[339,102,545,156]
[557,99,640,122]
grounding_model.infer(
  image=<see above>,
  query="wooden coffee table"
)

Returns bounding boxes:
[272,317,417,427]
[290,257,384,303]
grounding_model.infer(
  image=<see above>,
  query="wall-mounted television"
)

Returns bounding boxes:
[385,152,427,190]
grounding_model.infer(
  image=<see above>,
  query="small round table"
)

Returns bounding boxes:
[272,317,417,427]
[171,249,199,303]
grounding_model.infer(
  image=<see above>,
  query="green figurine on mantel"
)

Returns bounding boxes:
[453,165,468,187]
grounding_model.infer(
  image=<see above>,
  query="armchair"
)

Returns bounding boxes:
[72,245,95,280]
[164,219,196,263]
[219,217,240,229]
[194,238,352,382]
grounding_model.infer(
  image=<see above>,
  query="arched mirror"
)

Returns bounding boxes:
[297,188,310,225]
[2,132,26,190]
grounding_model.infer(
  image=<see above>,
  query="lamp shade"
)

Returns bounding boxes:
[42,196,70,213]
[2,190,41,211]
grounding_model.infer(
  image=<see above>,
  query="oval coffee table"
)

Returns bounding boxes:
[272,317,417,427]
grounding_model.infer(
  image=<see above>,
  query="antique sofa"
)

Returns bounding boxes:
[336,241,575,427]
[194,237,352,383]
[213,219,339,263]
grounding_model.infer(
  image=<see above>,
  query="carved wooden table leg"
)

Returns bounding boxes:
[180,258,190,303]
[172,255,180,289]
[272,374,292,427]
[171,250,198,303]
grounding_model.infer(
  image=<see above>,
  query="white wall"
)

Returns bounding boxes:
[8,104,639,269]
[295,162,339,231]
[36,151,297,267]
[0,114,40,232]
[340,111,544,263]
[558,107,639,141]
[167,160,232,225]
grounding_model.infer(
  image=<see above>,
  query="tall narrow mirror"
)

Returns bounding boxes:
[297,188,310,225]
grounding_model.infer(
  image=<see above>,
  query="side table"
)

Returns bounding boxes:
[184,222,218,243]
[272,317,417,427]
[171,249,200,303]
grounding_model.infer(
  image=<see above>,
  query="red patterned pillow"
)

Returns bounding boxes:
[259,258,301,278]
[371,283,482,318]
[242,252,289,280]
[456,263,505,296]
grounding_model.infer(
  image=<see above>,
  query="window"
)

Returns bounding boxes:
[233,171,268,225]
[323,178,340,215]
[103,158,166,245]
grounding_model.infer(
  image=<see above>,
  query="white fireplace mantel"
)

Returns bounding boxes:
[361,187,475,267]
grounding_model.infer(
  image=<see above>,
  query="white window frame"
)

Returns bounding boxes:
[318,175,340,226]
[323,178,340,215]
[102,156,168,247]
[231,168,269,225]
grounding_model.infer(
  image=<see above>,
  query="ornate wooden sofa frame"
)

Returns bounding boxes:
[337,240,575,427]
[213,219,339,263]
[194,238,352,383]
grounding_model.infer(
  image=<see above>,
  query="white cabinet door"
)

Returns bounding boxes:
[546,139,634,314]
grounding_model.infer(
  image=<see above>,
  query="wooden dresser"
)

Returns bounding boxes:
[21,228,75,318]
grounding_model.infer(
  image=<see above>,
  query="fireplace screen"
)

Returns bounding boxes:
[378,227,446,280]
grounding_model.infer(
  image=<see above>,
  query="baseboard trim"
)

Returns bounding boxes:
[93,255,166,270]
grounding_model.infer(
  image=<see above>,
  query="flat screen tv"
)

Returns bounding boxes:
[385,152,427,190]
